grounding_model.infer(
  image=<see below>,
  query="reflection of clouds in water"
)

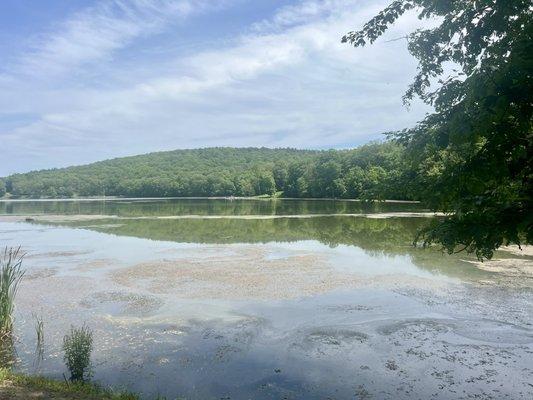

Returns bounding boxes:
[267,240,441,279]
[1,203,532,399]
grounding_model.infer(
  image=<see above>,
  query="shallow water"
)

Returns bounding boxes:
[0,199,532,399]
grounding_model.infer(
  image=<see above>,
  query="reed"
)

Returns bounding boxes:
[33,313,44,366]
[0,247,25,337]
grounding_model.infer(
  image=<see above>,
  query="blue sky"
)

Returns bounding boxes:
[0,0,430,176]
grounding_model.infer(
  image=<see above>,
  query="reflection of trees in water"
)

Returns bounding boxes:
[55,216,485,279]
[62,215,422,248]
[1,199,424,217]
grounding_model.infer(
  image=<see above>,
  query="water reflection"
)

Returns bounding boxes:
[1,200,531,399]
[0,198,424,217]
[41,215,490,280]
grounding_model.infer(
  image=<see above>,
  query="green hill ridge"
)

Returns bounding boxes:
[0,143,412,200]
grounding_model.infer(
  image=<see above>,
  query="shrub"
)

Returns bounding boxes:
[63,325,93,381]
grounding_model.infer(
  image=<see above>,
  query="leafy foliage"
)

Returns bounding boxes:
[2,144,413,200]
[63,325,93,382]
[343,0,532,259]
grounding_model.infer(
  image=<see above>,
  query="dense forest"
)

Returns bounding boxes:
[0,142,413,200]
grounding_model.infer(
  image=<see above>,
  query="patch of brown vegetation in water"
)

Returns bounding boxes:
[25,268,58,280]
[25,250,93,259]
[110,247,365,300]
[80,290,162,316]
[74,258,117,272]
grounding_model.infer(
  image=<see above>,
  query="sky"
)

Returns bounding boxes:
[0,0,431,176]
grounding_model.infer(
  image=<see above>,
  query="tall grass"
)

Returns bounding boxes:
[0,247,25,338]
[63,324,93,381]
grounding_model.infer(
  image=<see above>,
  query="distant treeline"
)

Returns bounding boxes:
[0,143,416,200]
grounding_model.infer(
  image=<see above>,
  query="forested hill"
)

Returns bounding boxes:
[0,144,413,200]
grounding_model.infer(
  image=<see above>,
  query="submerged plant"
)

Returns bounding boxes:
[33,313,45,368]
[0,246,25,337]
[63,324,93,382]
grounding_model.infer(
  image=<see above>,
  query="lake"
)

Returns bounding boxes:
[0,198,532,399]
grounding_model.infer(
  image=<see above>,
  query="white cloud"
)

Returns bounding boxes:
[8,0,231,78]
[0,0,432,175]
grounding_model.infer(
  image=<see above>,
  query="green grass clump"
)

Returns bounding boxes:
[0,367,140,399]
[0,246,25,337]
[63,324,93,382]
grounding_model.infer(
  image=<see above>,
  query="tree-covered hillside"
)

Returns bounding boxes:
[1,143,412,199]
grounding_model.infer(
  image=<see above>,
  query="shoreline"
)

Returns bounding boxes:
[0,368,140,400]
[0,212,442,223]
[0,196,421,203]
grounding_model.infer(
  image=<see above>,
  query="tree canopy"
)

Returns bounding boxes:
[343,0,532,259]
[2,144,412,201]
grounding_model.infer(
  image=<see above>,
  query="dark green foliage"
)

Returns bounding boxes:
[0,180,5,197]
[343,0,532,259]
[63,325,93,382]
[2,145,413,200]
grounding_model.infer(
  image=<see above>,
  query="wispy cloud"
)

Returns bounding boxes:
[8,0,230,78]
[0,0,431,175]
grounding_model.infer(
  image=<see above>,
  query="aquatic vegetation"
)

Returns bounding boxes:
[33,313,44,368]
[63,324,94,382]
[0,246,25,337]
[35,314,44,354]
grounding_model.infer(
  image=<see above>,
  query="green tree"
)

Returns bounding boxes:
[234,176,255,196]
[310,157,343,197]
[343,0,532,259]
[284,162,308,197]
[252,169,276,195]
[273,162,289,191]
[345,166,365,198]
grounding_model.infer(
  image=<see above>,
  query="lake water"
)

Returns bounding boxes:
[0,199,532,399]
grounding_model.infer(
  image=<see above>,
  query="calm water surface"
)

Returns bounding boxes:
[0,199,532,399]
